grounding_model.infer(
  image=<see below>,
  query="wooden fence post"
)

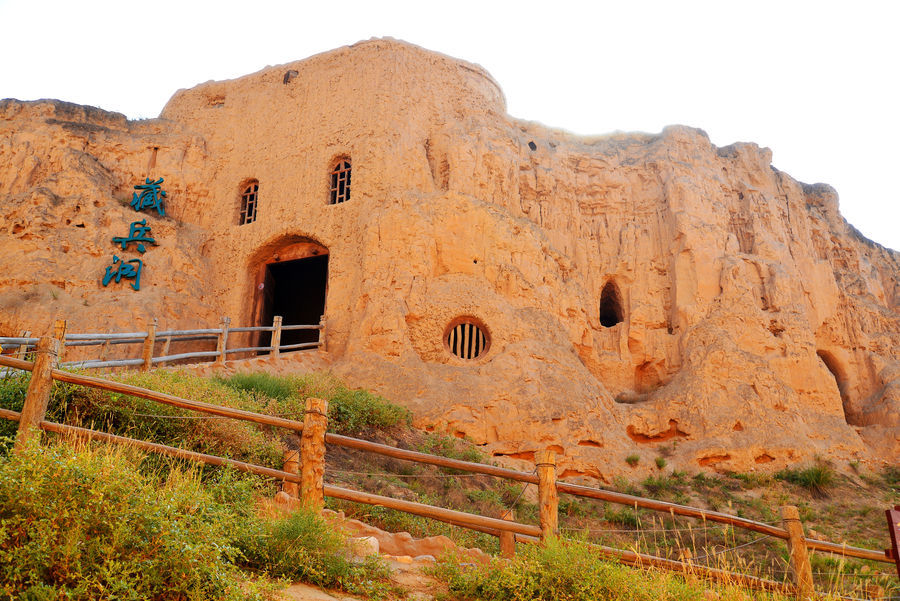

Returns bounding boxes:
[300,397,328,510]
[318,314,326,352]
[99,329,112,362]
[282,449,300,497]
[16,330,31,359]
[781,505,814,600]
[271,315,283,358]
[499,509,516,558]
[141,319,157,372]
[14,336,59,452]
[216,316,230,366]
[54,319,67,365]
[536,449,559,541]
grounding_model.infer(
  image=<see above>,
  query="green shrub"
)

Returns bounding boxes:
[655,456,667,469]
[0,373,28,448]
[0,439,264,600]
[625,453,640,467]
[237,509,391,597]
[217,372,297,401]
[0,439,393,599]
[420,434,484,463]
[219,371,411,436]
[776,463,835,497]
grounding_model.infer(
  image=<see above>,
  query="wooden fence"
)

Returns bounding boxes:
[0,316,324,373]
[0,342,896,600]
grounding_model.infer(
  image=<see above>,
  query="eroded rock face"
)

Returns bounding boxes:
[1,38,897,477]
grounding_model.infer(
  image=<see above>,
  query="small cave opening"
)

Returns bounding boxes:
[816,349,855,424]
[599,281,624,327]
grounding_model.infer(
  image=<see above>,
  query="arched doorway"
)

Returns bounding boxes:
[251,238,329,352]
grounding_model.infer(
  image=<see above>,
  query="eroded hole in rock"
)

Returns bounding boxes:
[635,360,666,394]
[755,453,775,463]
[527,140,537,151]
[816,349,856,425]
[599,280,624,327]
[698,454,731,467]
[492,450,535,462]
[283,69,298,84]
[577,439,603,448]
[445,318,489,360]
[626,419,688,443]
[732,421,744,431]
[768,320,785,337]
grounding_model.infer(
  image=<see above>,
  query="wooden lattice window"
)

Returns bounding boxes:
[446,319,489,360]
[239,181,259,225]
[329,159,351,204]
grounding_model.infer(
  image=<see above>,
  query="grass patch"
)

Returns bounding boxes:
[776,462,835,497]
[625,454,640,467]
[432,537,789,601]
[217,371,411,436]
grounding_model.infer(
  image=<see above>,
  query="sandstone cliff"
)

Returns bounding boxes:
[1,39,897,478]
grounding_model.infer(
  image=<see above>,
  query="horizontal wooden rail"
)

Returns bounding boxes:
[324,484,542,538]
[0,355,304,432]
[0,408,22,422]
[278,342,322,351]
[225,346,272,354]
[227,326,273,334]
[329,432,893,563]
[41,419,299,482]
[327,434,790,539]
[64,338,144,347]
[327,433,538,481]
[61,358,145,369]
[66,332,147,341]
[280,324,324,331]
[156,328,221,337]
[150,350,220,363]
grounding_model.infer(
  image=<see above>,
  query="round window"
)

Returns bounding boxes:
[445,319,490,360]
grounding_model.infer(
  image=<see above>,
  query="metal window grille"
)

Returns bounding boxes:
[330,160,351,204]
[447,321,487,360]
[239,182,259,225]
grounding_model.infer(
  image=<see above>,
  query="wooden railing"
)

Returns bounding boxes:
[0,343,896,600]
[0,315,324,373]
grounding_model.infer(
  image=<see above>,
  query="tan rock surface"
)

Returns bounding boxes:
[1,38,897,477]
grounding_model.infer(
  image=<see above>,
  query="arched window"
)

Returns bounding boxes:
[329,159,351,204]
[239,181,259,225]
[599,280,624,327]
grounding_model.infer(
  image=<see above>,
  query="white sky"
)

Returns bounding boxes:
[1,0,897,251]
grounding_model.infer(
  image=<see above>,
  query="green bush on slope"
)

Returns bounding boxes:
[0,439,391,600]
[0,439,260,601]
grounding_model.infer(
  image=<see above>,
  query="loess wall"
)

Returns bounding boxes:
[1,38,897,478]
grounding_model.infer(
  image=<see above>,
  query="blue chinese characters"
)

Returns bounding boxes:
[130,177,167,216]
[102,177,167,291]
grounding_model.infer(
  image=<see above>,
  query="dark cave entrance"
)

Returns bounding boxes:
[259,254,329,350]
[599,281,625,327]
